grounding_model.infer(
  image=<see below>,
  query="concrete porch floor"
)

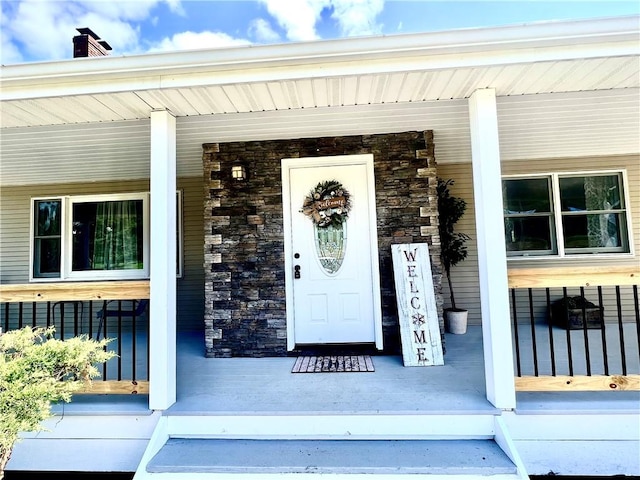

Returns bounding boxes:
[169,325,496,415]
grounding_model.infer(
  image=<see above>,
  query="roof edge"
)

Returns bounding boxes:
[1,15,638,100]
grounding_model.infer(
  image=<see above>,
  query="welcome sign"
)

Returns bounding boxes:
[391,243,444,367]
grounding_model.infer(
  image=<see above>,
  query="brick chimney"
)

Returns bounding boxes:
[73,28,112,58]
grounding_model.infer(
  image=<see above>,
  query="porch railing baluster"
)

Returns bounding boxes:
[18,302,23,329]
[3,302,9,332]
[88,301,94,338]
[597,286,609,375]
[616,286,627,375]
[146,316,151,380]
[511,288,522,377]
[528,288,539,377]
[117,300,123,381]
[73,302,79,336]
[132,301,137,381]
[101,300,108,380]
[546,288,556,376]
[579,286,592,376]
[562,287,574,376]
[634,285,640,361]
[59,303,64,340]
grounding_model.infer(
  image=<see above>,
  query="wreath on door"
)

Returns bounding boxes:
[301,180,352,228]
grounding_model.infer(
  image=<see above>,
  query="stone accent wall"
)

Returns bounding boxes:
[203,131,443,357]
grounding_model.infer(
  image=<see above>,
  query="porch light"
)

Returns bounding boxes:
[231,165,246,181]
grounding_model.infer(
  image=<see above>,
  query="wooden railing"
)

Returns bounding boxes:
[508,266,639,392]
[0,281,150,394]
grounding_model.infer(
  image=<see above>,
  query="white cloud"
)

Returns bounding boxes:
[0,7,23,64]
[259,0,384,42]
[148,30,250,53]
[331,0,384,37]
[0,0,180,64]
[248,18,281,43]
[0,0,387,64]
[259,0,330,41]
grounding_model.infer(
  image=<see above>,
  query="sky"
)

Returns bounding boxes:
[1,0,638,65]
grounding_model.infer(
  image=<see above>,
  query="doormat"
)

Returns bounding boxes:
[291,355,374,373]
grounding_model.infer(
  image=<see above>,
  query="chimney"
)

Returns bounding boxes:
[73,27,112,58]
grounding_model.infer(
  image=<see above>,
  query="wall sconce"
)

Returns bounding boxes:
[231,165,247,181]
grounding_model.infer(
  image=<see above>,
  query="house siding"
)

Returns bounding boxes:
[203,132,444,357]
[0,177,204,332]
[438,154,640,326]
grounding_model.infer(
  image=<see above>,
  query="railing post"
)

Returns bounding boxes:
[468,88,516,409]
[149,109,177,410]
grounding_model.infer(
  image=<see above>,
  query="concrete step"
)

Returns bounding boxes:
[145,438,518,477]
[165,412,499,439]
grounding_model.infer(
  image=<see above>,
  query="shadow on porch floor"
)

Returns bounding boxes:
[170,325,495,415]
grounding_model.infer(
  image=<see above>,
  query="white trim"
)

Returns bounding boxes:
[1,16,637,101]
[468,88,516,409]
[494,414,530,480]
[503,168,633,258]
[176,189,184,279]
[29,193,150,282]
[65,192,150,281]
[281,154,383,351]
[149,109,177,410]
[29,196,65,282]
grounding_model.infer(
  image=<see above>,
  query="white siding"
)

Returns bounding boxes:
[0,177,203,331]
[438,154,640,326]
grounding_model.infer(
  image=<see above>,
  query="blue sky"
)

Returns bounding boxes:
[1,1,638,65]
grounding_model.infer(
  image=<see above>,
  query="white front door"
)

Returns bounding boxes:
[282,155,383,349]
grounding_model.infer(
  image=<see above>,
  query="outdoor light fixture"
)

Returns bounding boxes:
[231,165,247,181]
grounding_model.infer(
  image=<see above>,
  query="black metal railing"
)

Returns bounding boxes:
[1,298,149,385]
[510,284,640,380]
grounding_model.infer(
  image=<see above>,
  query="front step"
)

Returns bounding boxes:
[165,413,498,439]
[146,438,517,476]
[133,414,528,479]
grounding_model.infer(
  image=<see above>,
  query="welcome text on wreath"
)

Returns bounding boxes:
[315,197,346,210]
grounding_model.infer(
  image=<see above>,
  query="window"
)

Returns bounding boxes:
[503,172,631,257]
[31,192,183,281]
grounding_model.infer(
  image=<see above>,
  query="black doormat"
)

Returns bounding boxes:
[292,355,374,373]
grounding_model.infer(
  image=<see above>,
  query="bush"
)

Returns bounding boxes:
[0,327,114,479]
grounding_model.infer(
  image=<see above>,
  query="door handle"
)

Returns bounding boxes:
[294,265,301,279]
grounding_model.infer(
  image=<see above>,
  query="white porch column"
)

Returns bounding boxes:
[149,109,177,410]
[468,89,516,409]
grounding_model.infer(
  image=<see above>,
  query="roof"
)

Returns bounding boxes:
[0,16,638,186]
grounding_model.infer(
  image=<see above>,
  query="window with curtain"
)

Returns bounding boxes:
[503,171,630,257]
[31,191,183,281]
[72,199,144,272]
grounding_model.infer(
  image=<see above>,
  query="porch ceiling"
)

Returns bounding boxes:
[1,55,638,130]
[0,16,638,186]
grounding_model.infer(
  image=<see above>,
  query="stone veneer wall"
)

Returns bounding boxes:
[203,131,443,357]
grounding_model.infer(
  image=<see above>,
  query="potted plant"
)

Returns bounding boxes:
[437,178,471,334]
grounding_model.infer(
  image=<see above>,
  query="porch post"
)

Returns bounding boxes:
[468,89,516,409]
[149,109,177,410]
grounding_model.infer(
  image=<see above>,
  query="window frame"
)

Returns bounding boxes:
[503,173,557,256]
[29,191,184,282]
[66,192,150,281]
[503,169,634,260]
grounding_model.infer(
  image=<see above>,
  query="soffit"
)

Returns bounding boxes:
[1,56,638,129]
[1,88,638,187]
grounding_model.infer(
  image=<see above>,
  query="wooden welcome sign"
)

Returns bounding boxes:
[391,243,444,367]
